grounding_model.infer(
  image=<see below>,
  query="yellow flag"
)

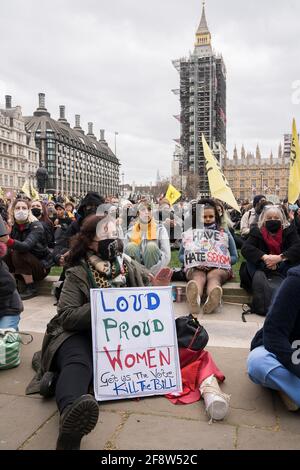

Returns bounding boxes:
[0,187,4,199]
[288,119,300,204]
[21,181,31,198]
[165,184,181,205]
[30,182,39,201]
[202,134,240,212]
[48,194,53,201]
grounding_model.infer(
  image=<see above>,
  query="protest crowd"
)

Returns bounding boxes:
[2,169,300,449]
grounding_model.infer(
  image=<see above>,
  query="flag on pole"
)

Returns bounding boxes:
[202,134,240,212]
[30,182,39,200]
[165,184,181,206]
[288,119,300,204]
[21,181,31,198]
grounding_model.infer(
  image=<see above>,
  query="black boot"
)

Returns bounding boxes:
[20,283,38,300]
[40,371,58,398]
[56,394,99,450]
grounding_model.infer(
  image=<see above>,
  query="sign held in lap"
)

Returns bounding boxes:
[183,229,231,271]
[91,287,182,401]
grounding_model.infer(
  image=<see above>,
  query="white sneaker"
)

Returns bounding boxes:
[200,375,230,421]
[203,286,223,315]
[186,281,201,316]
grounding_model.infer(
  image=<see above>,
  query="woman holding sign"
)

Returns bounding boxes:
[26,214,150,450]
[179,199,238,315]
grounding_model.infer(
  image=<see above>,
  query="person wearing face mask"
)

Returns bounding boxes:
[241,206,300,315]
[3,199,53,300]
[46,201,57,224]
[26,214,150,450]
[179,199,238,316]
[0,215,23,330]
[240,195,266,240]
[124,200,171,277]
[31,200,55,249]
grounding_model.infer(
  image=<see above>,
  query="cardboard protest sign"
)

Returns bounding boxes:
[183,229,231,271]
[91,287,182,401]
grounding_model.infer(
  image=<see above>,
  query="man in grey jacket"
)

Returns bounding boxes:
[124,201,171,276]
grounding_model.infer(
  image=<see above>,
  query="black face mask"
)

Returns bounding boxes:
[31,208,42,218]
[265,220,281,234]
[204,223,217,230]
[98,239,123,261]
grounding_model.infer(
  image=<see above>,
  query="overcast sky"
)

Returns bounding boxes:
[1,0,300,184]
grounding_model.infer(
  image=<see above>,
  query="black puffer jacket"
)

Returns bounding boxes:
[10,221,53,269]
[0,260,23,317]
[241,225,300,266]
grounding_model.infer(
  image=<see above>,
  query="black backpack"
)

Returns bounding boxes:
[242,270,284,321]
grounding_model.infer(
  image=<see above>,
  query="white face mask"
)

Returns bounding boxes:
[14,209,29,222]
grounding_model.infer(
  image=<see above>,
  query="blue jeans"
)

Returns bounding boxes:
[247,346,300,406]
[0,315,21,330]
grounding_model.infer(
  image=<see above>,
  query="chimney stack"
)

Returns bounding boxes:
[38,93,46,109]
[75,114,81,128]
[74,114,84,134]
[87,122,95,137]
[59,105,65,120]
[5,95,12,109]
[33,92,50,117]
[100,129,105,141]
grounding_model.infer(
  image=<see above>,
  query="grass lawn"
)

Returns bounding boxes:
[50,266,63,276]
[51,250,245,283]
[169,249,244,283]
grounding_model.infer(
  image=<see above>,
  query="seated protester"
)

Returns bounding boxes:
[124,200,171,276]
[247,265,300,411]
[240,195,266,239]
[241,205,300,315]
[215,199,243,250]
[26,215,150,450]
[65,202,76,221]
[0,215,23,330]
[46,200,57,224]
[31,200,55,249]
[54,203,72,232]
[179,199,238,315]
[4,199,53,300]
[155,198,183,248]
[53,192,105,267]
[291,207,300,237]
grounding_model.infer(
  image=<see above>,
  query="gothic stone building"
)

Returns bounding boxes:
[223,144,289,201]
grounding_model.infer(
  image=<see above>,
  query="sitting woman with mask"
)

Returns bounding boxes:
[179,199,238,315]
[241,206,300,316]
[26,214,150,450]
[31,200,55,249]
[4,199,53,300]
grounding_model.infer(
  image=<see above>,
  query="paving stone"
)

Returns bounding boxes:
[22,410,122,450]
[101,395,209,423]
[206,347,277,428]
[116,414,236,450]
[0,396,57,450]
[237,426,300,450]
[273,394,300,435]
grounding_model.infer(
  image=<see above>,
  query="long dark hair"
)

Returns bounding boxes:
[67,215,105,266]
[190,198,221,229]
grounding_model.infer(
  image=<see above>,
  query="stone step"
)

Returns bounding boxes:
[38,277,251,305]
